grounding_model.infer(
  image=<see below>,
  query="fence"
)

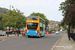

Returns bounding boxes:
[0,30,6,36]
[67,32,75,41]
[70,33,75,41]
[6,31,21,37]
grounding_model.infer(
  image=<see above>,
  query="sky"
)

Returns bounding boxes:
[0,0,65,21]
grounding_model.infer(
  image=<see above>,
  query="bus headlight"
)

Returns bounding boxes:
[37,30,39,34]
[25,30,27,34]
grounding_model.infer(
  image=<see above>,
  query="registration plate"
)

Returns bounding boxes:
[30,35,33,36]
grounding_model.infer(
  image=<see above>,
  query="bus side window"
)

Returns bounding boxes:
[40,27,43,31]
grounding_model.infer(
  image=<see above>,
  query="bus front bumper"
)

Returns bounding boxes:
[25,30,39,37]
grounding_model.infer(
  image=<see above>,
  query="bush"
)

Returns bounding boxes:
[70,29,74,33]
[0,27,3,30]
[51,29,56,31]
[3,28,6,31]
[48,30,51,32]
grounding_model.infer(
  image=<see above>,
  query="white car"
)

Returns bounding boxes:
[55,31,59,35]
[0,30,6,36]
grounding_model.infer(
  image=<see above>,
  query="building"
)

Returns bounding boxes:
[48,21,60,31]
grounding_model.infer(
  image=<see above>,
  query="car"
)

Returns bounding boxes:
[55,31,59,35]
[45,32,51,34]
[0,30,6,36]
[51,31,55,33]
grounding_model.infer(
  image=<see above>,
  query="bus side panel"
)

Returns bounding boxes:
[40,23,45,36]
[43,24,45,35]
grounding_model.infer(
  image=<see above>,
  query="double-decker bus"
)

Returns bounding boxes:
[25,16,45,37]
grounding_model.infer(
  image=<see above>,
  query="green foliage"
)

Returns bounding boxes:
[0,7,8,14]
[2,9,26,29]
[59,0,75,28]
[51,29,56,31]
[70,29,74,33]
[62,24,67,30]
[48,30,50,32]
[58,23,61,27]
[30,12,49,27]
[0,7,8,30]
[3,28,6,30]
[58,23,61,31]
[58,27,61,31]
[0,13,4,30]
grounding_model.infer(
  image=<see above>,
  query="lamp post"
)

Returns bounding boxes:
[10,5,14,10]
[6,5,14,37]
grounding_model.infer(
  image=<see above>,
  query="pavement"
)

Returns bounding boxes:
[52,32,75,50]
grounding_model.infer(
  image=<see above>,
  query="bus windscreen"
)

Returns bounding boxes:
[27,23,38,30]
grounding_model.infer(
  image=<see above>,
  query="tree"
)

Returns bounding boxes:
[2,9,26,30]
[59,0,75,28]
[62,24,67,30]
[15,9,26,29]
[0,7,8,14]
[59,0,75,40]
[0,13,4,30]
[30,12,49,28]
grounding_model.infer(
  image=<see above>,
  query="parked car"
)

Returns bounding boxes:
[51,31,55,33]
[0,30,6,36]
[55,31,59,35]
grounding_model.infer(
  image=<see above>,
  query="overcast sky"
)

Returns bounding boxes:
[0,0,65,21]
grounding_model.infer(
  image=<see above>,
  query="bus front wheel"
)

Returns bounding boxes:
[28,36,31,38]
[42,33,45,37]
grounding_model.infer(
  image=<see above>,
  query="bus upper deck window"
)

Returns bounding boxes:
[27,17,38,20]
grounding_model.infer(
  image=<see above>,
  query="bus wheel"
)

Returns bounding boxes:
[42,36,44,37]
[41,35,44,37]
[42,33,45,37]
[28,36,31,38]
[39,34,41,38]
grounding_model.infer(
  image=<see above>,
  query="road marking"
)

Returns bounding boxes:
[51,33,64,50]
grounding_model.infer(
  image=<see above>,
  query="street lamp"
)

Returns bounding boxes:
[10,5,14,10]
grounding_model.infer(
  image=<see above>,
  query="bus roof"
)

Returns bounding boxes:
[27,16,45,22]
[40,17,45,22]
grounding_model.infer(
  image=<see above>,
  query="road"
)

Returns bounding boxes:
[0,32,64,50]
